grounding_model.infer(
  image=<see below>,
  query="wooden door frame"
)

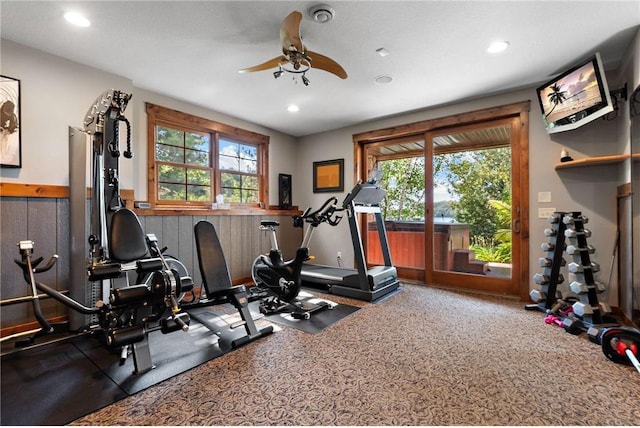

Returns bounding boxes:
[425,116,523,296]
[354,101,530,299]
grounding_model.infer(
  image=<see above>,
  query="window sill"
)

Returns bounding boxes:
[133,205,301,216]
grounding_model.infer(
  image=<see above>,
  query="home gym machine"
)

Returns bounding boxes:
[8,90,191,374]
[299,170,400,302]
[251,197,341,319]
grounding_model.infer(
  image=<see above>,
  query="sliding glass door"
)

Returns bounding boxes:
[356,102,530,298]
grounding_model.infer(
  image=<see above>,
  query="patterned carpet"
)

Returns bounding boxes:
[71,284,640,426]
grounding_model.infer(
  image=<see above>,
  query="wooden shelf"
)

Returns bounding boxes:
[554,154,630,170]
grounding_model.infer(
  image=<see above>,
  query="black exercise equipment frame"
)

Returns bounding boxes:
[300,176,400,302]
[252,197,342,319]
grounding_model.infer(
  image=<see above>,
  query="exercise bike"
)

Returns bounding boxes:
[251,197,343,319]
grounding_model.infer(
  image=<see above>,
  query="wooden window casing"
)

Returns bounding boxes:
[146,103,269,209]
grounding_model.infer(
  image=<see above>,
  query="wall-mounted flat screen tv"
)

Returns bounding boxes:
[536,52,613,134]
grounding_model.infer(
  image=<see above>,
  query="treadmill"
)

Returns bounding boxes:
[300,173,400,301]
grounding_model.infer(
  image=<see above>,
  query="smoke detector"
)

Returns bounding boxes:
[309,4,335,23]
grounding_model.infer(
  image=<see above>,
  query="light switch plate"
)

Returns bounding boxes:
[538,192,552,203]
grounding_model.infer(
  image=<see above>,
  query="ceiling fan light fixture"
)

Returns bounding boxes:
[273,69,283,79]
[309,4,335,23]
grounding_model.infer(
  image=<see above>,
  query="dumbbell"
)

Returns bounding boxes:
[541,241,566,252]
[547,296,578,315]
[529,288,562,303]
[544,314,564,327]
[529,289,546,303]
[541,242,554,252]
[572,301,594,317]
[533,273,565,285]
[569,280,606,295]
[566,244,596,255]
[547,213,562,224]
[538,257,552,267]
[562,214,588,225]
[573,300,613,318]
[568,262,600,274]
[538,257,566,267]
[599,301,612,314]
[562,315,584,335]
[564,228,592,238]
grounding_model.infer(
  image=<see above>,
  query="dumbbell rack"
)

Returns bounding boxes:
[525,211,568,313]
[526,211,606,330]
[563,212,606,328]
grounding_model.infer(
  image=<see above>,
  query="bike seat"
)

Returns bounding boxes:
[260,220,280,227]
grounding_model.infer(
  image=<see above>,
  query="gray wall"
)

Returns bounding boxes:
[0,194,301,329]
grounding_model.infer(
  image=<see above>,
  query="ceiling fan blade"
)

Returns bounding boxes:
[238,56,285,73]
[306,50,348,79]
[280,11,303,52]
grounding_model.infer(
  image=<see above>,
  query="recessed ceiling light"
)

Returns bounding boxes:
[487,41,509,53]
[64,11,90,27]
[374,75,393,85]
[287,104,299,113]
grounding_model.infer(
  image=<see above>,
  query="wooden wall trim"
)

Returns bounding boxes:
[1,183,69,198]
[1,183,134,200]
[0,183,300,217]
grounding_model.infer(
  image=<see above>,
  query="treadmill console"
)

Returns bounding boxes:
[342,182,386,208]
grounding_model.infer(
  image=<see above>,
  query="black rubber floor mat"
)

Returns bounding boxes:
[74,318,228,396]
[252,297,360,334]
[1,341,125,426]
[1,311,269,425]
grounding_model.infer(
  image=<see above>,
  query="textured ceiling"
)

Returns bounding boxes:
[1,1,639,137]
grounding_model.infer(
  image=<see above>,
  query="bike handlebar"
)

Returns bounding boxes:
[299,196,343,227]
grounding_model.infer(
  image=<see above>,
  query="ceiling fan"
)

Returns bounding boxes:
[238,10,347,85]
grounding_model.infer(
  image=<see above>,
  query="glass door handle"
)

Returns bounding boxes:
[513,218,521,234]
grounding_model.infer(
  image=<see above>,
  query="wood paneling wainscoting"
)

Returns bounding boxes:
[0,183,302,336]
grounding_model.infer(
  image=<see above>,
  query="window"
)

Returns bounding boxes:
[146,103,269,208]
[156,126,212,202]
[219,138,259,203]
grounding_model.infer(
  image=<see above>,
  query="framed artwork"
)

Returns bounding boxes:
[313,158,344,193]
[278,173,292,209]
[1,75,21,168]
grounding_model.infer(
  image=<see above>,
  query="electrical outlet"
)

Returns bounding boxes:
[538,207,556,218]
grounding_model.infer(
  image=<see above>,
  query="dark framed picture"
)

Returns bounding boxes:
[0,75,21,168]
[278,173,292,209]
[313,158,344,193]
